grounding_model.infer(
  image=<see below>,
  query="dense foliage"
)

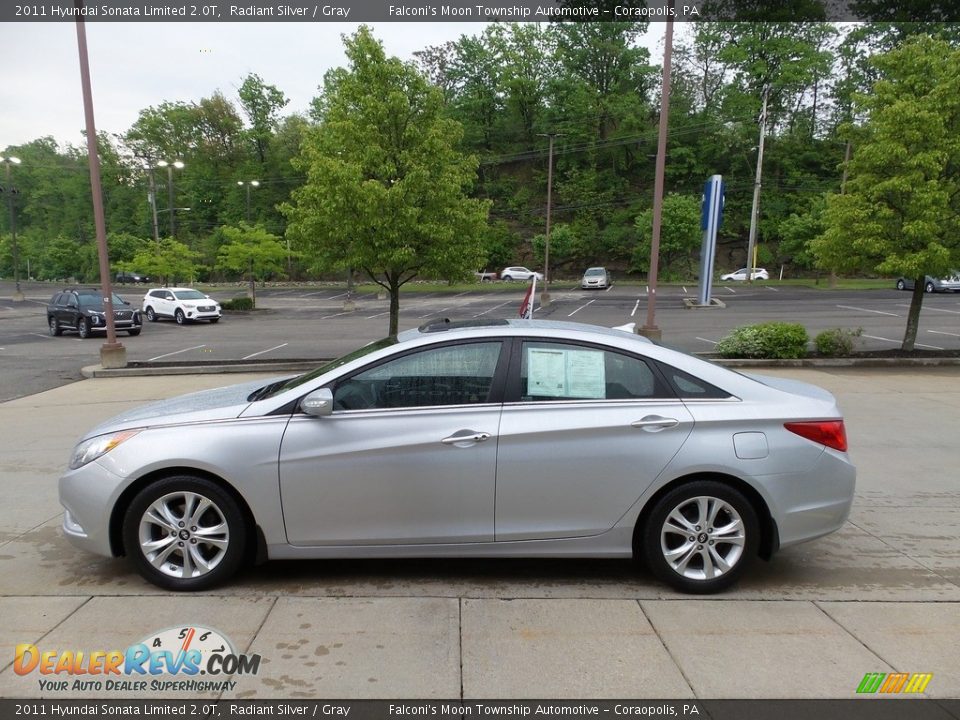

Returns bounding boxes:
[716,322,810,359]
[2,20,958,331]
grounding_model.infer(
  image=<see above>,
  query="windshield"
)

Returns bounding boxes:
[584,268,604,276]
[174,290,206,300]
[248,336,399,401]
[78,293,127,309]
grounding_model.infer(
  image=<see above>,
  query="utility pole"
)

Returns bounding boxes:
[537,133,562,307]
[147,161,160,243]
[1,156,23,301]
[746,84,770,285]
[641,12,675,341]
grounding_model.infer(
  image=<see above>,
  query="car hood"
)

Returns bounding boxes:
[82,377,279,439]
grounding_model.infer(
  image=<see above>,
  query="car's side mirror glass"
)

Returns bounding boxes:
[301,388,334,417]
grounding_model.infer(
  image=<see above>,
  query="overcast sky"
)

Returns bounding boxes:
[0,22,666,151]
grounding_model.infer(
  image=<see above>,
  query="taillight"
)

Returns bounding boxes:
[784,420,848,452]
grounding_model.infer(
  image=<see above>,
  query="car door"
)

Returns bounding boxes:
[278,340,508,546]
[494,339,694,541]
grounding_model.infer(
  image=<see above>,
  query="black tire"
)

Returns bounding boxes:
[175,309,186,325]
[502,275,514,282]
[925,281,935,293]
[209,317,219,324]
[49,316,62,336]
[122,475,247,591]
[128,328,141,336]
[145,307,157,322]
[641,480,759,594]
[78,317,90,339]
[896,279,906,291]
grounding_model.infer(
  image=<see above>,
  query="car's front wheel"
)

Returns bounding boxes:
[896,279,906,291]
[77,318,90,339]
[145,307,157,322]
[642,480,759,594]
[122,475,247,591]
[925,281,935,293]
[175,309,186,325]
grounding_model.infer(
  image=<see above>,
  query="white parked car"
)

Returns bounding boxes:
[721,268,769,282]
[142,287,221,325]
[500,266,544,282]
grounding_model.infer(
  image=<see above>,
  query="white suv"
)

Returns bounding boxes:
[500,266,544,282]
[143,287,221,325]
[721,267,769,282]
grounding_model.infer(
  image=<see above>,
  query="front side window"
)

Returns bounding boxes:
[334,342,502,410]
[519,341,668,401]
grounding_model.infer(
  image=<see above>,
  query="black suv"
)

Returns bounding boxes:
[115,271,151,284]
[47,288,142,338]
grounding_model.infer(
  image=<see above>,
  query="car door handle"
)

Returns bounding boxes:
[631,416,679,432]
[441,431,492,445]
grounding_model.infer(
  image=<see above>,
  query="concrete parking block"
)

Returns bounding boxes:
[818,601,960,698]
[0,595,274,699]
[642,600,894,698]
[223,597,460,699]
[0,596,89,677]
[461,599,693,699]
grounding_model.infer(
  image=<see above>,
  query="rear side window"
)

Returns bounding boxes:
[655,361,732,399]
[519,341,670,401]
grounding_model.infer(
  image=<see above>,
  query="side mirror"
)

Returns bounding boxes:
[301,388,334,417]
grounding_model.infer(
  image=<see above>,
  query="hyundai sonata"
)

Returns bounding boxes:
[59,319,855,593]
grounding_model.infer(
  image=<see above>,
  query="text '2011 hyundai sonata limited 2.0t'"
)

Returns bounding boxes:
[59,319,855,594]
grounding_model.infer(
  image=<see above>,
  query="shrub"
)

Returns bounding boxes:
[815,327,863,357]
[716,322,809,359]
[221,297,254,311]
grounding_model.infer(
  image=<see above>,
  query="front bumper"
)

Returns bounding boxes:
[59,460,128,557]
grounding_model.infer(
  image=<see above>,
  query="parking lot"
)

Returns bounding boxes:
[0,280,959,701]
[2,279,960,401]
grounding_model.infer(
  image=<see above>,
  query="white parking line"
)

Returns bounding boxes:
[630,299,640,317]
[148,345,206,361]
[322,311,354,319]
[473,300,513,318]
[243,343,288,360]
[419,306,451,318]
[605,285,613,293]
[327,292,348,300]
[696,337,718,345]
[29,333,54,340]
[682,286,687,294]
[366,311,391,319]
[837,305,899,317]
[863,334,943,350]
[724,287,736,294]
[568,299,596,317]
[929,330,960,338]
[896,303,960,314]
[766,286,779,292]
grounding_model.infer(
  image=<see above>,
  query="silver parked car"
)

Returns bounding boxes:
[581,267,610,289]
[59,320,855,594]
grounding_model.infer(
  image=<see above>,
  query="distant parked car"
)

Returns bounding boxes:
[47,288,142,338]
[143,287,221,325]
[474,270,498,282]
[895,273,960,293]
[721,268,769,282]
[500,266,543,282]
[115,271,151,284]
[581,267,611,289]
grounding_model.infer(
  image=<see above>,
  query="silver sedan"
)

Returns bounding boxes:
[59,320,855,594]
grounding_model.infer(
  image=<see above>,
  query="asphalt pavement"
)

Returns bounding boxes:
[0,366,958,700]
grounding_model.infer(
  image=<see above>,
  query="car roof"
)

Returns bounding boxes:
[402,318,651,344]
[149,287,197,292]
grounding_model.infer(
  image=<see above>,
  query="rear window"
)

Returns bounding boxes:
[655,361,732,399]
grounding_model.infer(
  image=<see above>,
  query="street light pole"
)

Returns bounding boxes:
[146,161,160,243]
[537,133,563,307]
[1,156,23,301]
[238,180,259,222]
[746,84,770,285]
[157,160,184,238]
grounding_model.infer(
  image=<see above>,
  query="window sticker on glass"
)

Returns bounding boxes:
[526,347,606,399]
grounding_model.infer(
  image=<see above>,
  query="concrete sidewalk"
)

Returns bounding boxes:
[0,368,958,699]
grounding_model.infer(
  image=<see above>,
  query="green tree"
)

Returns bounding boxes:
[127,238,201,285]
[284,26,490,335]
[812,37,960,350]
[215,223,287,305]
[238,73,289,165]
[632,194,702,279]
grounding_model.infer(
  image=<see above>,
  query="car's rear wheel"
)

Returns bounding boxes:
[77,318,90,339]
[145,307,157,322]
[642,480,758,594]
[175,309,186,325]
[49,317,62,336]
[925,281,935,293]
[502,275,514,281]
[122,475,247,591]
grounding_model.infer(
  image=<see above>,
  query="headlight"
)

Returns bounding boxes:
[69,430,141,470]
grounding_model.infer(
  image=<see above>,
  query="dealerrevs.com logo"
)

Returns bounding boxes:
[14,625,261,693]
